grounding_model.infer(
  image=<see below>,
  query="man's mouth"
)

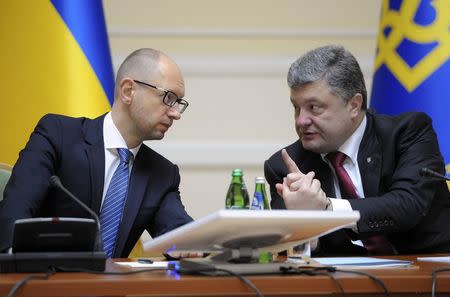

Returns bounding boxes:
[161,122,171,129]
[301,130,316,136]
[300,130,317,140]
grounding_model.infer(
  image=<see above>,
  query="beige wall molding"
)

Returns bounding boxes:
[113,55,375,77]
[109,26,377,38]
[145,141,287,167]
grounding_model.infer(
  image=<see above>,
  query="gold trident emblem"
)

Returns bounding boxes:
[446,164,450,191]
[374,0,450,92]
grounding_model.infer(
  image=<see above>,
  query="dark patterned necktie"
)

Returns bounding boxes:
[326,151,394,255]
[100,148,132,258]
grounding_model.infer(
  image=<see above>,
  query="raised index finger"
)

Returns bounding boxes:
[281,149,303,175]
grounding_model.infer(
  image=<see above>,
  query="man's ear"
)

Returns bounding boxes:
[119,78,134,105]
[348,93,363,118]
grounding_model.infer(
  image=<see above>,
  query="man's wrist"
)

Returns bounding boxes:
[324,197,332,210]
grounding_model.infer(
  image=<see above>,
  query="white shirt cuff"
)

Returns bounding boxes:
[330,198,352,211]
[330,198,358,231]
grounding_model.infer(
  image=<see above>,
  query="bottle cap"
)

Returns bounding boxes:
[232,169,243,176]
[255,176,266,183]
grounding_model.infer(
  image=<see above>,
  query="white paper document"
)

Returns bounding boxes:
[115,261,170,268]
[289,257,412,268]
[417,256,450,263]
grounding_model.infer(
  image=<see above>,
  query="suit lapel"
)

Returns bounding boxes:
[114,145,151,257]
[358,113,382,197]
[308,156,335,198]
[83,115,106,215]
[316,161,336,198]
[293,144,336,198]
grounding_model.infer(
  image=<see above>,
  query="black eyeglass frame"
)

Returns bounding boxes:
[133,79,189,113]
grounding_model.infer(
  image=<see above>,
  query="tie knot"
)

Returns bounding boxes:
[326,151,347,168]
[117,148,132,164]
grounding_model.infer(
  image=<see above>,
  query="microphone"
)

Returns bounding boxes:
[420,168,450,181]
[49,175,103,251]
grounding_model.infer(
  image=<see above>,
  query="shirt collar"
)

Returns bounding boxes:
[103,112,141,158]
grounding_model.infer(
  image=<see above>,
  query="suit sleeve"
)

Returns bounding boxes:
[148,164,193,237]
[0,114,60,251]
[350,113,447,234]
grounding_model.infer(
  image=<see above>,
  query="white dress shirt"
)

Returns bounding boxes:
[101,112,141,209]
[321,116,367,241]
[321,115,367,208]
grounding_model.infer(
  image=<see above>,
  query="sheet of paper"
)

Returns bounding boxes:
[115,261,170,268]
[288,257,412,268]
[417,256,450,263]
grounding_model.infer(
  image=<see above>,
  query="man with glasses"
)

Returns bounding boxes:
[0,48,193,258]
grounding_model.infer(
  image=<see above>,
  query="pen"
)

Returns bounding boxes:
[137,258,154,264]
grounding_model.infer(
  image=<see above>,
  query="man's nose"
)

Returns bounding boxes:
[168,107,181,120]
[296,109,311,127]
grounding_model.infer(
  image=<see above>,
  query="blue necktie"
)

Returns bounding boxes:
[100,148,132,258]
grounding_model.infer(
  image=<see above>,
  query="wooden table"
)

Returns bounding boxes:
[1,255,450,297]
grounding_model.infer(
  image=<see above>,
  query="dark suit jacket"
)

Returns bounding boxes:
[265,111,450,255]
[0,113,193,257]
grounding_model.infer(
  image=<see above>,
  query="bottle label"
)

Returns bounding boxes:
[228,205,246,210]
[251,192,264,210]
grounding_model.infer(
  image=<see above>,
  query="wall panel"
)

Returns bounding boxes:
[103,0,381,219]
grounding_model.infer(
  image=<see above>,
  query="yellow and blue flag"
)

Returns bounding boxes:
[0,0,114,165]
[370,0,450,186]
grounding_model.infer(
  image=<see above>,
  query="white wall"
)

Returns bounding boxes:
[103,0,382,220]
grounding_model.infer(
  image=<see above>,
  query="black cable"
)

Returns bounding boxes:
[208,268,263,297]
[281,266,346,297]
[335,268,390,297]
[280,266,390,297]
[57,266,263,297]
[177,267,263,297]
[5,268,56,297]
[431,267,450,297]
[5,267,174,297]
[312,270,346,297]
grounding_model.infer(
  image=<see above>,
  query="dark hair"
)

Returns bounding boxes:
[287,45,367,110]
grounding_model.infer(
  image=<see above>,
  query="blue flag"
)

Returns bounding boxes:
[370,0,450,186]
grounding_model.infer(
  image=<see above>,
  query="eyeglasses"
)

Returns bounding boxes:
[133,80,189,113]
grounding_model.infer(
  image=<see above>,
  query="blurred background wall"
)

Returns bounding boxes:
[103,0,382,220]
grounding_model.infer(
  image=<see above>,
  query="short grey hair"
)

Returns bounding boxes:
[287,45,367,110]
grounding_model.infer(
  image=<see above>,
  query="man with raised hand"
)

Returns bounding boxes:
[265,45,450,256]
